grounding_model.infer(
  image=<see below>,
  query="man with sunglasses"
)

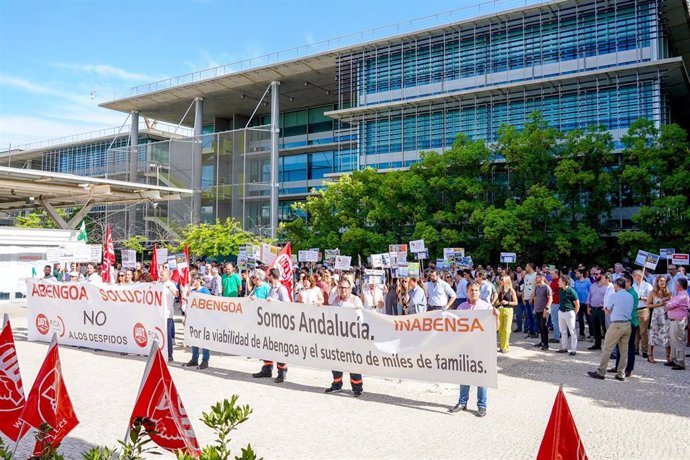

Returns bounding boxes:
[324,278,365,397]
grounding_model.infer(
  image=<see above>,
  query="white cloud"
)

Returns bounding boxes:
[0,115,123,147]
[0,75,83,103]
[52,63,154,81]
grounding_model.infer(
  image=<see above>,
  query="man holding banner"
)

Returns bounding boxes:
[325,277,365,396]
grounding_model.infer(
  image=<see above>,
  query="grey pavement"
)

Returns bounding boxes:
[2,303,689,459]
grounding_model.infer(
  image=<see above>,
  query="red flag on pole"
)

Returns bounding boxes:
[20,335,78,455]
[269,242,294,301]
[102,224,115,283]
[0,315,27,441]
[179,244,189,288]
[150,245,159,282]
[537,386,588,460]
[128,344,200,457]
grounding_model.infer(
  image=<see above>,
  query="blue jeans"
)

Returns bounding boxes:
[550,304,560,340]
[167,318,175,361]
[459,385,487,409]
[523,300,537,334]
[515,300,525,330]
[191,346,210,363]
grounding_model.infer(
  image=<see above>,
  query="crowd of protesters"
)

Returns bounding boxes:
[41,256,690,415]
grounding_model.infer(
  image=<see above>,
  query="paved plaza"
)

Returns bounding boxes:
[3,303,689,459]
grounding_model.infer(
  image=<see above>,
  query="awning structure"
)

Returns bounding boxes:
[0,166,193,230]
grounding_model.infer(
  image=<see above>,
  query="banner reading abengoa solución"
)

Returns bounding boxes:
[185,292,498,388]
[26,280,168,356]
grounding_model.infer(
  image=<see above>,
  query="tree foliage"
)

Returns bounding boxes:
[182,218,261,258]
[280,113,689,266]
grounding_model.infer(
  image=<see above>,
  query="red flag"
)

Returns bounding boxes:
[20,336,78,455]
[129,345,200,457]
[270,242,294,301]
[102,224,115,283]
[150,245,159,282]
[179,244,189,288]
[537,387,588,460]
[0,315,27,441]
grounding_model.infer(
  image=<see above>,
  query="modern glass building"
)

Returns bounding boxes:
[7,0,690,239]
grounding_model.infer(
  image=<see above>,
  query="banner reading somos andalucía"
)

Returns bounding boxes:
[26,280,168,356]
[185,292,498,388]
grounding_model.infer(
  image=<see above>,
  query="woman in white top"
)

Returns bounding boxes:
[299,274,324,306]
[361,281,385,313]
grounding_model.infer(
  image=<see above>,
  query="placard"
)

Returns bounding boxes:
[381,253,391,268]
[415,250,428,260]
[121,249,137,269]
[155,247,168,265]
[167,256,178,270]
[408,262,420,278]
[364,269,385,285]
[261,243,280,265]
[443,247,465,261]
[389,244,408,254]
[671,253,689,266]
[500,252,517,264]
[324,249,339,267]
[298,250,320,263]
[635,250,660,270]
[409,240,426,253]
[370,254,383,268]
[660,248,675,259]
[334,255,352,271]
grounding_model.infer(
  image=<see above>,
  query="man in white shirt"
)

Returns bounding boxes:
[475,270,498,305]
[85,263,102,283]
[455,269,470,307]
[160,269,179,362]
[325,278,365,396]
[425,269,456,311]
[632,270,653,358]
[667,265,687,296]
[518,263,538,337]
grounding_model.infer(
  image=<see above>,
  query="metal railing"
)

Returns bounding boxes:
[122,0,547,98]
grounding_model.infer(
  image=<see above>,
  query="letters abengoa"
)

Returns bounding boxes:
[186,292,498,388]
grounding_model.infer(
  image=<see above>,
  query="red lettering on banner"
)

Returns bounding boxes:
[189,297,243,313]
[98,289,163,307]
[31,284,88,301]
[394,317,485,333]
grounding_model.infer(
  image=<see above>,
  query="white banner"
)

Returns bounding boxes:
[26,280,168,356]
[185,293,498,388]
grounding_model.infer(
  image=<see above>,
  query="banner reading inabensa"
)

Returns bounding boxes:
[185,292,498,388]
[26,280,168,356]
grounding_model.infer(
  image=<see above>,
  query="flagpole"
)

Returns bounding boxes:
[11,420,27,458]
[124,342,158,443]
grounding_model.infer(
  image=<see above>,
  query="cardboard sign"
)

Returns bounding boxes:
[635,250,660,270]
[370,254,383,268]
[500,252,517,264]
[415,250,428,260]
[298,250,320,262]
[261,243,280,265]
[89,244,103,263]
[155,247,168,265]
[443,247,465,261]
[324,249,339,267]
[334,255,352,271]
[409,240,426,253]
[389,244,408,254]
[671,253,689,266]
[660,248,675,259]
[381,253,391,268]
[121,249,137,269]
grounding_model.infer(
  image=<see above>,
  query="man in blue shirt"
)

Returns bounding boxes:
[588,278,633,381]
[574,269,592,339]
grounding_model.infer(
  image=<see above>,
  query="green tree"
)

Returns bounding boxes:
[183,218,260,258]
[122,235,147,253]
[15,209,68,228]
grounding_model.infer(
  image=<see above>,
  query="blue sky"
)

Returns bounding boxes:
[0,0,533,147]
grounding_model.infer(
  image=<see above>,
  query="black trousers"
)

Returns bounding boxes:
[577,304,592,336]
[590,308,607,347]
[538,312,549,347]
[331,371,363,391]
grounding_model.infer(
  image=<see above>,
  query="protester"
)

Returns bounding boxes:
[222,262,242,297]
[610,273,639,377]
[85,263,102,283]
[404,277,427,314]
[588,278,633,381]
[263,268,292,382]
[664,277,689,370]
[586,269,609,350]
[532,272,553,351]
[557,276,580,356]
[361,280,385,313]
[448,281,498,417]
[159,269,178,362]
[425,269,456,311]
[549,269,561,344]
[209,266,222,296]
[647,276,672,364]
[496,275,517,353]
[632,270,653,358]
[455,269,469,306]
[298,275,324,305]
[124,270,134,284]
[518,263,538,338]
[185,274,211,370]
[325,278,364,396]
[573,269,592,339]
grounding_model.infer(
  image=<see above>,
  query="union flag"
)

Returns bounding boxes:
[150,245,159,281]
[0,315,27,441]
[269,242,294,301]
[128,344,200,457]
[20,335,78,455]
[102,224,116,283]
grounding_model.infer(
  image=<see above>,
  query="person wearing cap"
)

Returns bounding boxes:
[185,274,211,370]
[252,268,292,383]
